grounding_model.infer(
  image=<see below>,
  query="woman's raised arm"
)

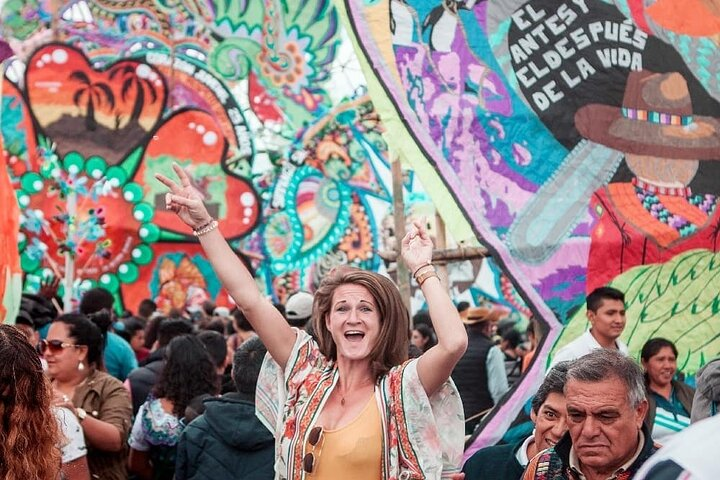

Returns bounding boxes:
[156,164,296,368]
[402,220,468,396]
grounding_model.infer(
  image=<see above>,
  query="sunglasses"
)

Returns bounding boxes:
[303,426,324,474]
[37,339,84,355]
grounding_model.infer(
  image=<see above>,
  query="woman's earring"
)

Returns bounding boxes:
[78,361,85,372]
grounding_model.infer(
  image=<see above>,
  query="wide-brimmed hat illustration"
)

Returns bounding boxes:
[575,70,720,160]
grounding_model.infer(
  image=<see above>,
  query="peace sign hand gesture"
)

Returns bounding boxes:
[155,163,213,230]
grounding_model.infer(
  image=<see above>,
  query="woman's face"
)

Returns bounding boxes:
[130,329,145,352]
[642,346,677,388]
[411,329,428,349]
[326,284,381,363]
[44,322,87,380]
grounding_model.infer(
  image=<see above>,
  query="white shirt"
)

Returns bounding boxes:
[635,416,720,480]
[54,407,87,463]
[514,434,535,467]
[549,330,628,369]
[487,345,509,404]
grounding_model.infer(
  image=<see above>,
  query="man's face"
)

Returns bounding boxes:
[588,299,626,344]
[531,392,568,451]
[565,377,648,475]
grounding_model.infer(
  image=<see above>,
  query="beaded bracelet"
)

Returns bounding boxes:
[193,219,218,237]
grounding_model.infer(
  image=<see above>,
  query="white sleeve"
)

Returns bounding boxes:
[55,407,87,463]
[128,404,150,451]
[548,345,575,371]
[486,346,509,404]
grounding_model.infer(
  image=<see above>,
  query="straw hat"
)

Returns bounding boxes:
[463,306,504,325]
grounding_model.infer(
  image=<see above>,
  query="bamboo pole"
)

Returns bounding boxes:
[391,155,411,317]
[63,190,76,312]
[377,245,489,264]
[434,213,449,290]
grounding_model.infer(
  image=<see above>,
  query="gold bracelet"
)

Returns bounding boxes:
[193,220,218,237]
[413,264,434,283]
[416,269,439,287]
[412,261,433,277]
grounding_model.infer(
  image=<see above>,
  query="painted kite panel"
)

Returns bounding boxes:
[337,0,720,450]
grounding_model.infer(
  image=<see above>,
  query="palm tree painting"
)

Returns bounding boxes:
[70,70,115,131]
[108,64,159,127]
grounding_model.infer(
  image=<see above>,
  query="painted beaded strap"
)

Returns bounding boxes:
[622,107,693,126]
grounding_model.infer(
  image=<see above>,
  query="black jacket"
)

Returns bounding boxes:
[463,439,525,480]
[175,393,274,480]
[127,351,165,415]
[452,327,495,419]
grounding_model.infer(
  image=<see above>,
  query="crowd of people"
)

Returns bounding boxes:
[0,164,718,479]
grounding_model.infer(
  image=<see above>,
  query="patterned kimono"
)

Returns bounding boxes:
[256,329,464,479]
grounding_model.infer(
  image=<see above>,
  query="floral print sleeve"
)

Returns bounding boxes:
[380,359,465,479]
[256,329,331,478]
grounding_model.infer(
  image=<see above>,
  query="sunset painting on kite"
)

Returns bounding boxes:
[26,44,167,166]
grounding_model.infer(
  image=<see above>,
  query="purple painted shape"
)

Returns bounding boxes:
[346,0,563,452]
[534,265,587,303]
[0,40,14,63]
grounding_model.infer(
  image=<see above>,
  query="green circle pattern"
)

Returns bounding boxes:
[18,152,158,294]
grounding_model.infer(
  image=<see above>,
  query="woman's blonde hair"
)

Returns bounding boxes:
[0,324,61,480]
[312,268,410,379]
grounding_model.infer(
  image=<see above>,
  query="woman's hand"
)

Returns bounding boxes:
[401,218,434,273]
[52,389,76,413]
[155,163,214,230]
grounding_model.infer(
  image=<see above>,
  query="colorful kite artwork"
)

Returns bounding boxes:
[336,0,720,451]
[2,1,486,316]
[0,49,22,324]
[1,39,261,311]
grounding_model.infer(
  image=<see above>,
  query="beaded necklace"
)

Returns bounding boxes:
[635,185,717,237]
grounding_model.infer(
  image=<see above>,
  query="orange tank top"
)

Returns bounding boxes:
[306,395,383,479]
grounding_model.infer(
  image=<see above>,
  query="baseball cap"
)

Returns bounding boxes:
[285,291,314,324]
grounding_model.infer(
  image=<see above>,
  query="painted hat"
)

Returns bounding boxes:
[463,306,505,325]
[575,70,720,160]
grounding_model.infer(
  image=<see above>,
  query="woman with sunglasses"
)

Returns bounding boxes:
[159,164,468,479]
[43,313,133,480]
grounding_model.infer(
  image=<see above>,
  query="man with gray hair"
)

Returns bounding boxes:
[523,349,658,480]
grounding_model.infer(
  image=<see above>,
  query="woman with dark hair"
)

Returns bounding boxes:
[129,334,219,480]
[411,323,437,352]
[144,314,165,350]
[159,164,468,478]
[0,324,61,480]
[641,337,695,441]
[44,313,133,480]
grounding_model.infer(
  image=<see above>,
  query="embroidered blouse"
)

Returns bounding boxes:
[256,329,464,480]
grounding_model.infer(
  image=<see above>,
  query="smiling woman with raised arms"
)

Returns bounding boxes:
[158,164,468,479]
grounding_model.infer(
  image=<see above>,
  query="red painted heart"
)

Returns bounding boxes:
[132,109,260,239]
[25,43,166,166]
